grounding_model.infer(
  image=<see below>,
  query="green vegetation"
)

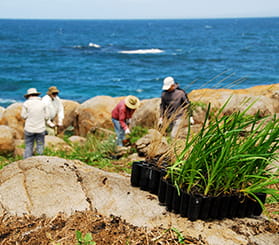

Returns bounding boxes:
[0,154,21,170]
[0,126,148,174]
[167,98,279,204]
[76,230,96,245]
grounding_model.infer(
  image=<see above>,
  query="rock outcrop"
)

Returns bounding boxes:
[0,156,278,245]
[0,125,16,154]
[75,96,124,136]
[0,103,24,139]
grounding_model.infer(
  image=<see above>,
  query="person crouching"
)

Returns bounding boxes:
[111,95,140,147]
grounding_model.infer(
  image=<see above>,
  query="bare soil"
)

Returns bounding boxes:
[0,203,278,245]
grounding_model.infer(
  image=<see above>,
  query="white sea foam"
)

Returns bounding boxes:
[119,48,164,54]
[88,42,101,48]
[0,98,17,107]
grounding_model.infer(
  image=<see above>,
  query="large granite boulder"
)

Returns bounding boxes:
[0,103,24,139]
[189,84,279,116]
[135,129,170,158]
[0,125,16,154]
[0,106,5,121]
[61,99,80,135]
[0,156,278,245]
[131,98,160,128]
[75,96,124,136]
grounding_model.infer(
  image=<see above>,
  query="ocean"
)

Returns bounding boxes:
[0,18,278,108]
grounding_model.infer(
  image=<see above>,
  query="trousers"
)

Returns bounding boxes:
[24,130,45,159]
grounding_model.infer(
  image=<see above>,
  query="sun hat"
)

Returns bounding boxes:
[162,76,175,90]
[24,88,41,98]
[47,86,60,95]
[125,95,140,110]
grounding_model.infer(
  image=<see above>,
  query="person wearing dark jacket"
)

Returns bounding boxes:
[159,76,194,138]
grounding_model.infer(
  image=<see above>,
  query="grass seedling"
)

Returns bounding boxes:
[167,97,279,205]
[76,230,96,245]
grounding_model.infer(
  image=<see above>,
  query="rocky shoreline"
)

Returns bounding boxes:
[0,83,279,155]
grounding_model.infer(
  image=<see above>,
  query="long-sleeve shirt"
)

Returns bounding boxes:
[21,97,49,133]
[42,95,64,126]
[111,100,135,130]
[160,87,190,119]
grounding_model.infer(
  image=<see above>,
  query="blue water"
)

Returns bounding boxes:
[0,18,278,107]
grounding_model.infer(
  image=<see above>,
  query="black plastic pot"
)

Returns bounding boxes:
[253,193,266,216]
[165,181,175,211]
[218,195,231,219]
[179,191,190,218]
[236,195,248,218]
[130,161,144,187]
[172,188,182,214]
[187,194,203,221]
[148,166,161,195]
[227,194,240,218]
[157,170,167,205]
[199,195,213,220]
[139,163,152,191]
[209,196,222,219]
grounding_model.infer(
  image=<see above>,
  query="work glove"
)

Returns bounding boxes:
[57,120,63,127]
[190,116,195,125]
[47,120,56,128]
[158,117,163,127]
[125,128,131,135]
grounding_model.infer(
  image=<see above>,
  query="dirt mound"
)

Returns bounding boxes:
[0,210,201,245]
[0,207,278,245]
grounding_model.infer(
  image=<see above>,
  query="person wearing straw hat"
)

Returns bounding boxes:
[112,95,140,147]
[159,76,194,139]
[42,86,64,136]
[21,88,49,159]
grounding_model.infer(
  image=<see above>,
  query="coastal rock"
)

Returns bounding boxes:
[14,139,25,157]
[68,135,87,145]
[131,98,160,128]
[0,156,278,245]
[0,103,24,139]
[135,129,170,158]
[75,96,123,136]
[0,106,4,121]
[61,99,80,135]
[189,84,279,115]
[45,135,72,152]
[0,125,16,154]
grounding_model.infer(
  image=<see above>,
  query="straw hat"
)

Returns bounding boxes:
[162,76,175,90]
[47,86,60,95]
[125,95,140,110]
[24,88,41,98]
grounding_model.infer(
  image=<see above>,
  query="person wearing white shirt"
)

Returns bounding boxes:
[21,88,49,159]
[42,86,64,135]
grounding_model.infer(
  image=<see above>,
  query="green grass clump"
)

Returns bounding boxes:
[168,97,279,201]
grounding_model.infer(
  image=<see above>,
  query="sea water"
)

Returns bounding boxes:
[0,18,278,107]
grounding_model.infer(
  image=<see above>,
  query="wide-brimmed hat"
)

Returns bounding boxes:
[47,86,60,95]
[162,76,175,90]
[24,88,41,98]
[125,95,140,110]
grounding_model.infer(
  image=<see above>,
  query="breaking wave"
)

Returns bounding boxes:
[118,48,164,54]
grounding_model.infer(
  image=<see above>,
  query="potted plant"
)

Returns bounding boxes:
[165,98,279,220]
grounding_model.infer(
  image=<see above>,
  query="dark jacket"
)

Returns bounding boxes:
[160,86,190,119]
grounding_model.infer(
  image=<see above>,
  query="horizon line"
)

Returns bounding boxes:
[0,16,278,21]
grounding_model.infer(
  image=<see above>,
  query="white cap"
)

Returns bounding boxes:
[162,76,175,90]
